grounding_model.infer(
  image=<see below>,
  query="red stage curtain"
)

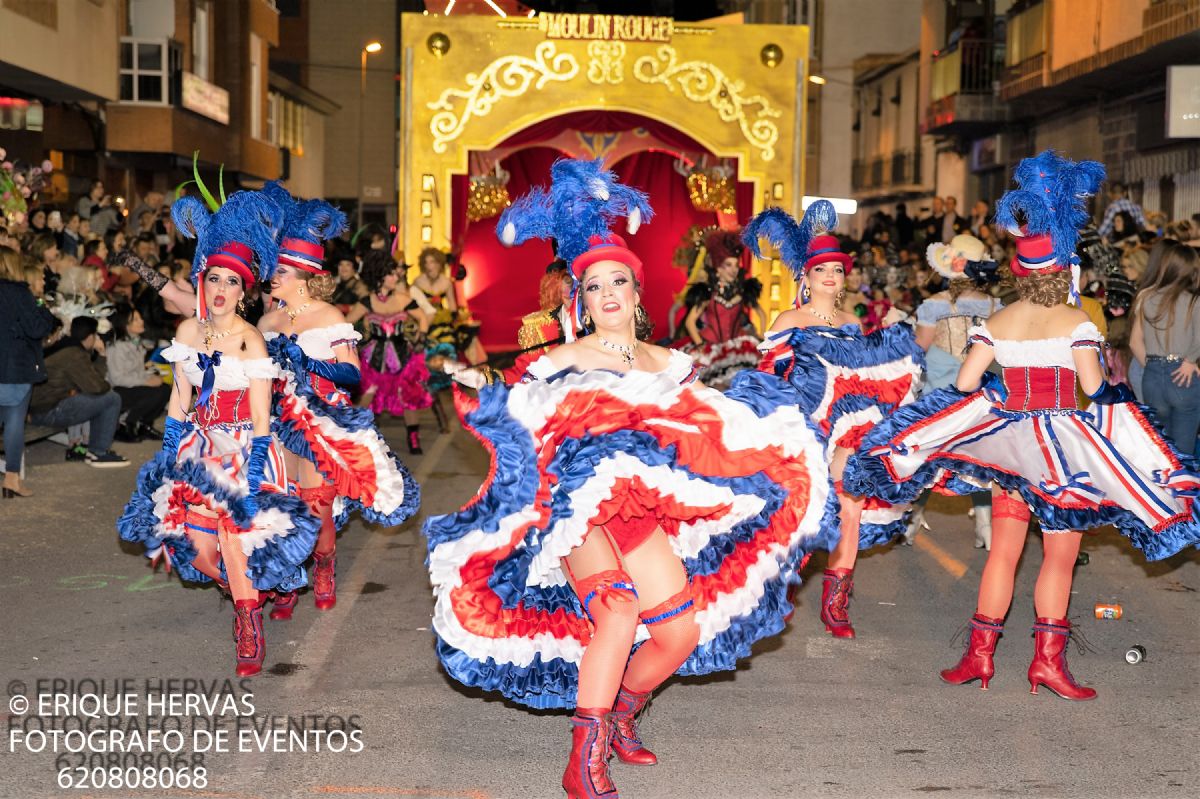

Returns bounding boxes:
[455,148,723,349]
[496,110,710,155]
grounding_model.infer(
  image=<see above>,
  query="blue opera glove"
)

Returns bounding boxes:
[240,434,273,519]
[979,371,1008,403]
[282,334,360,386]
[161,417,192,455]
[304,357,361,387]
[1087,381,1135,405]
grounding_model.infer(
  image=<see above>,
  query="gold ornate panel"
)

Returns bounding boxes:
[400,12,808,315]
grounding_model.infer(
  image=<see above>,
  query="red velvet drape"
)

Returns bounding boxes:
[448,113,755,349]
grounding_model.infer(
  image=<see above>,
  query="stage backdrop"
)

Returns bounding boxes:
[449,121,754,349]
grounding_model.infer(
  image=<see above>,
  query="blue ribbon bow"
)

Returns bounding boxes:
[196,351,222,408]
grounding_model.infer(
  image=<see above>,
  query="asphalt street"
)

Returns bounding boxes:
[1,407,1197,799]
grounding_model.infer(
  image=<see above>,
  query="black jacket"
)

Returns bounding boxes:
[0,279,57,385]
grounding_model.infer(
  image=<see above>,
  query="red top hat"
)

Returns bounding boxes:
[205,242,258,286]
[570,233,643,284]
[198,242,256,320]
[278,237,326,274]
[803,234,853,273]
[1009,231,1062,277]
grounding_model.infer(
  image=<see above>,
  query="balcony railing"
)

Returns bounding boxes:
[930,39,1001,102]
[852,149,923,193]
[1000,52,1046,100]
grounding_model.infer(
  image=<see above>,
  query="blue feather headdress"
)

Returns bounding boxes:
[172,190,284,319]
[993,149,1105,305]
[496,158,653,270]
[496,158,654,338]
[261,181,348,278]
[743,200,847,305]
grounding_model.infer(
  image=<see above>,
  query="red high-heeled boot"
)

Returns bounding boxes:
[940,613,1004,689]
[610,686,656,766]
[233,597,266,677]
[312,550,336,610]
[820,568,855,638]
[1028,617,1097,701]
[563,708,618,799]
[269,590,299,620]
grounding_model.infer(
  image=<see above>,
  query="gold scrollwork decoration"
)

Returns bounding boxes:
[586,41,626,85]
[427,42,580,153]
[633,46,782,161]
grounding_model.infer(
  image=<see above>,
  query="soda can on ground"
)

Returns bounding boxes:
[1094,603,1123,620]
[1125,645,1146,664]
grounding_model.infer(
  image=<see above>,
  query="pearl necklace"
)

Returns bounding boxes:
[597,335,638,367]
[285,301,311,321]
[806,307,837,326]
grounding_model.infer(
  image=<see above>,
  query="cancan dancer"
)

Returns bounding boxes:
[747,201,925,638]
[117,191,318,677]
[846,151,1200,699]
[424,159,832,799]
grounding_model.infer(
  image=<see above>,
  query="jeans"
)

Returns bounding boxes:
[1141,359,1200,454]
[30,391,122,455]
[0,383,32,473]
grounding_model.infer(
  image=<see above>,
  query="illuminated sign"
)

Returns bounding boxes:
[181,71,230,125]
[1166,66,1200,139]
[538,13,673,43]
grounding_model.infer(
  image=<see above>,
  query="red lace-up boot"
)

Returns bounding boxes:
[940,613,1004,689]
[1028,618,1097,701]
[269,590,299,620]
[610,686,656,766]
[820,568,855,638]
[233,597,266,677]
[312,550,337,610]
[563,708,618,799]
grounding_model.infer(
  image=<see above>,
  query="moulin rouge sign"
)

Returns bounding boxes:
[538,13,674,43]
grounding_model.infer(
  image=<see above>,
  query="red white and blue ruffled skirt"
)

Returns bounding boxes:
[685,334,761,389]
[118,414,319,591]
[422,368,834,709]
[844,388,1200,561]
[267,336,420,528]
[759,323,925,548]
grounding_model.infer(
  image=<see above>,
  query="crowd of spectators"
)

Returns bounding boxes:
[0,179,389,495]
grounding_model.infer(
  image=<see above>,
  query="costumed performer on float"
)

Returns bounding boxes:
[424,158,832,799]
[904,233,1003,549]
[680,228,766,388]
[501,257,577,383]
[412,246,488,366]
[345,249,433,454]
[117,190,319,677]
[748,200,925,639]
[258,182,421,616]
[845,150,1200,699]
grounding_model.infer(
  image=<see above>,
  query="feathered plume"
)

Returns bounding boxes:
[994,149,1105,268]
[173,190,285,285]
[495,158,653,265]
[743,199,839,280]
[260,181,347,280]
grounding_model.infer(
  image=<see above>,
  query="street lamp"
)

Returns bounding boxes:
[358,40,383,230]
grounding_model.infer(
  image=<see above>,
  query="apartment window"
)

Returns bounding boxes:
[119,38,170,104]
[268,91,307,156]
[192,1,211,80]
[249,33,263,138]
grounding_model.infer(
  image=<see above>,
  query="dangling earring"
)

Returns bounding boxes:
[836,288,846,308]
[801,281,811,304]
[298,285,306,297]
[634,305,649,332]
[237,296,246,315]
[582,310,592,328]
